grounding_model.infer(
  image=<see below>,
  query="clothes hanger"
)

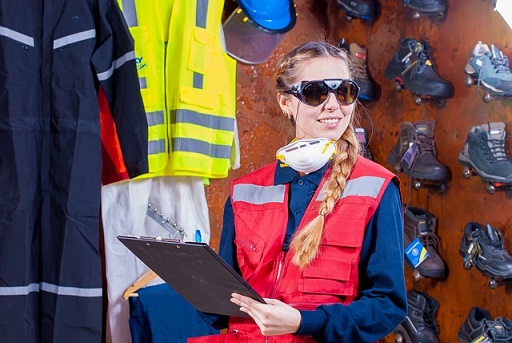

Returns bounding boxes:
[122,203,187,299]
[122,268,158,299]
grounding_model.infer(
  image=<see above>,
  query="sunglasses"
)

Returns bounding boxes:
[284,79,360,106]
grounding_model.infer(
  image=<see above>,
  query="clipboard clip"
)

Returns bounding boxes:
[147,203,186,241]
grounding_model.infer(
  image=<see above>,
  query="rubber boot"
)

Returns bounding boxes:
[385,38,454,99]
[404,206,447,280]
[395,290,440,343]
[387,120,451,182]
[459,222,512,279]
[458,122,512,183]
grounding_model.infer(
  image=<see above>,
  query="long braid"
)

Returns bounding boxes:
[290,126,360,268]
[275,41,360,269]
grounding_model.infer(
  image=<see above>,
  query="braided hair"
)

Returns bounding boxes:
[275,41,361,268]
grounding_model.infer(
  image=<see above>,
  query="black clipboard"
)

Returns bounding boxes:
[117,235,265,318]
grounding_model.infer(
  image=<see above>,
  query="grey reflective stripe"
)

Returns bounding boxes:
[148,139,166,154]
[121,0,138,27]
[316,176,385,201]
[0,283,39,296]
[53,29,96,49]
[194,0,207,90]
[233,184,286,204]
[193,72,204,89]
[172,109,234,132]
[146,111,164,126]
[196,0,208,28]
[40,282,102,297]
[97,51,136,81]
[139,77,147,89]
[0,26,34,47]
[172,137,231,159]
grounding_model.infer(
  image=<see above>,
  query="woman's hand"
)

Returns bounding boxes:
[230,293,302,336]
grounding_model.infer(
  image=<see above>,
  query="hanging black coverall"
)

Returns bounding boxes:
[0,0,148,342]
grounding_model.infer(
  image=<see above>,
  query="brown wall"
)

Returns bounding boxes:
[207,0,512,341]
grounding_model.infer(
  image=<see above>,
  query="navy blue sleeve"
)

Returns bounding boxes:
[196,197,235,329]
[297,181,407,342]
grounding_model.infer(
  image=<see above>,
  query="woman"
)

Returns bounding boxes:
[191,41,407,343]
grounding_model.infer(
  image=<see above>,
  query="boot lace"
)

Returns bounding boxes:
[491,54,512,74]
[351,53,369,81]
[410,42,433,78]
[424,308,440,335]
[417,132,436,155]
[419,232,441,252]
[481,137,511,163]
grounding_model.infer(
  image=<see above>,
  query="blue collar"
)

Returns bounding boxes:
[274,162,328,186]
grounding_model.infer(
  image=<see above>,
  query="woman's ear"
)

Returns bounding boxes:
[277,92,292,118]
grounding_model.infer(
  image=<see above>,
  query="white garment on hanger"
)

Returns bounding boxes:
[101,176,210,343]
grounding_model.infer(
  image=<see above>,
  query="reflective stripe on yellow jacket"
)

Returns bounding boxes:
[117,0,236,178]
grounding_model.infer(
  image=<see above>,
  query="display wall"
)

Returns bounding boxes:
[206,0,512,341]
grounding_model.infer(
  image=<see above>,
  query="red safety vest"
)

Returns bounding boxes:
[189,156,397,343]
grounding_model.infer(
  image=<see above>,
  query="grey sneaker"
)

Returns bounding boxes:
[458,122,512,183]
[464,42,512,96]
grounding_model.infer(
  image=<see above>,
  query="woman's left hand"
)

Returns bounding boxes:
[230,293,302,336]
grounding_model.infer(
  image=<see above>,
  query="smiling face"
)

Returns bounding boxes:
[278,56,355,141]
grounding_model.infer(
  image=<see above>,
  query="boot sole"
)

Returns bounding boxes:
[458,153,512,183]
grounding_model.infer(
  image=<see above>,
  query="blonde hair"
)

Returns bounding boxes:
[275,41,361,269]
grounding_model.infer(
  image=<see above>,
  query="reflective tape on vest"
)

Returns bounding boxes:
[232,184,286,204]
[317,175,385,201]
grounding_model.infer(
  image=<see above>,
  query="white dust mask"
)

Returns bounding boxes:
[276,138,337,174]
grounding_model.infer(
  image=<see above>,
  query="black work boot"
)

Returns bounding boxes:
[385,38,454,99]
[403,0,447,14]
[458,307,512,343]
[336,0,377,20]
[459,122,512,183]
[395,290,440,343]
[387,120,451,182]
[404,206,447,280]
[459,222,512,279]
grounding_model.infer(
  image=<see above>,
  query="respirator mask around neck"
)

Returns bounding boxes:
[276,138,337,174]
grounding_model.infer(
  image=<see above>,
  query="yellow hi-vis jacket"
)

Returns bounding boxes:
[117,0,237,179]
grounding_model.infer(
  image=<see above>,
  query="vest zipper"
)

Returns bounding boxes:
[271,251,286,298]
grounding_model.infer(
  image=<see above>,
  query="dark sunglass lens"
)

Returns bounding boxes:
[337,81,358,104]
[302,82,328,106]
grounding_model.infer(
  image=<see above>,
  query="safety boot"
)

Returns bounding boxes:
[342,41,378,101]
[395,290,440,343]
[458,307,512,343]
[336,0,377,21]
[459,122,512,183]
[404,206,447,280]
[385,38,454,99]
[459,222,512,280]
[403,0,447,15]
[387,120,451,182]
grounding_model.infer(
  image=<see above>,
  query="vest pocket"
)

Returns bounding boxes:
[234,235,265,281]
[299,253,355,296]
